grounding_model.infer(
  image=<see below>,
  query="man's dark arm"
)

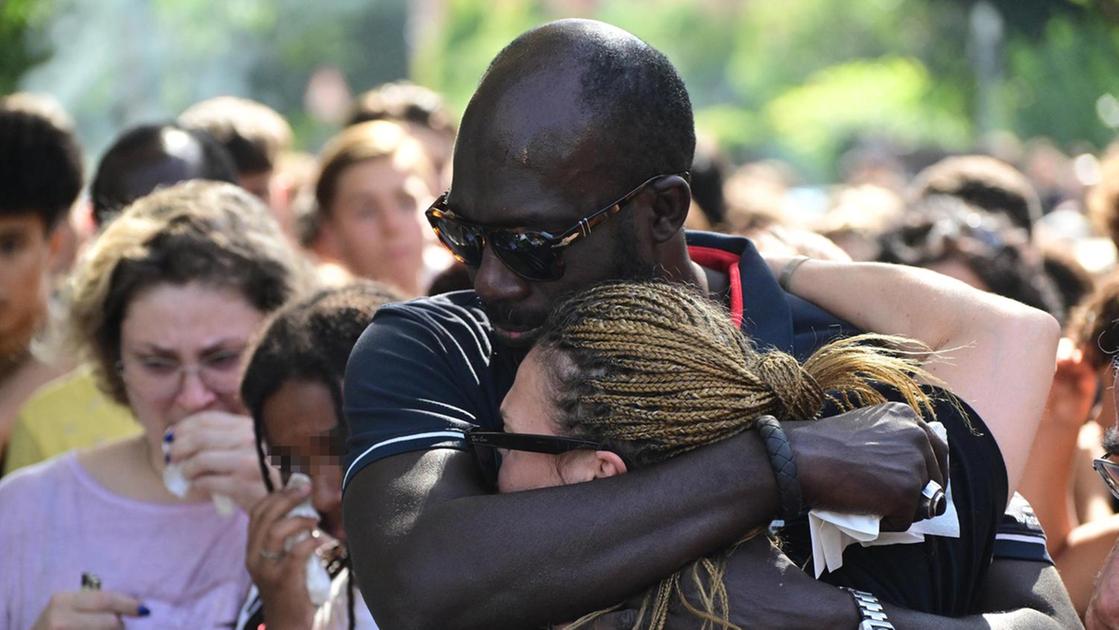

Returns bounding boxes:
[637,539,1081,630]
[344,403,946,630]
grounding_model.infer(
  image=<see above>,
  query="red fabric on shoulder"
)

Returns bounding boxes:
[687,245,743,328]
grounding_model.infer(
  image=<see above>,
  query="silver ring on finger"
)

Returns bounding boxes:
[921,480,943,499]
[258,548,284,561]
[919,481,947,519]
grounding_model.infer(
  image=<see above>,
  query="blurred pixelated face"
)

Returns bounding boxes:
[119,283,264,441]
[0,213,52,354]
[324,156,429,296]
[262,379,346,542]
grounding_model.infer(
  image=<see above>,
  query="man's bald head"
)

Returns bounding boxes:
[90,123,237,226]
[457,19,694,195]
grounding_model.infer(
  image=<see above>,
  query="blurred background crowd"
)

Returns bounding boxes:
[4,0,1119,627]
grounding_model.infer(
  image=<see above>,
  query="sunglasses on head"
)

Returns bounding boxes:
[425,173,683,282]
[1095,457,1119,501]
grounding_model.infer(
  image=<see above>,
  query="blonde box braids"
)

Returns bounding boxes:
[535,281,939,629]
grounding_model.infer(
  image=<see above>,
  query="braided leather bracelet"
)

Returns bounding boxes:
[754,414,805,521]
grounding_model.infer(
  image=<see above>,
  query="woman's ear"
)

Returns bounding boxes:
[558,450,628,485]
[592,450,627,479]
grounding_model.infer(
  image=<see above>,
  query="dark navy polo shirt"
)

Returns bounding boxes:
[341,231,851,489]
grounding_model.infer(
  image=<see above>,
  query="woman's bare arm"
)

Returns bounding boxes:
[773,258,1060,495]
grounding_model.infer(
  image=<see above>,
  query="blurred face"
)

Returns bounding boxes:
[119,282,264,444]
[261,379,346,541]
[0,213,53,356]
[496,347,626,493]
[322,157,429,296]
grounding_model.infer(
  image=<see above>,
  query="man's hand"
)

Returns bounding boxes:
[787,402,949,531]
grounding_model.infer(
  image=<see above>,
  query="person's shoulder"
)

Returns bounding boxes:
[351,291,494,363]
[11,367,138,467]
[992,492,1053,564]
[0,451,77,511]
[364,291,489,339]
[18,365,130,422]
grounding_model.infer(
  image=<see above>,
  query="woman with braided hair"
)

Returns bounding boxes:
[495,259,1064,628]
[236,281,402,630]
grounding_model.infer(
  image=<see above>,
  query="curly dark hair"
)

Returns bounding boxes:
[240,280,401,630]
[878,196,1066,322]
[1067,270,1119,371]
[910,155,1043,234]
[241,280,402,492]
[0,95,83,228]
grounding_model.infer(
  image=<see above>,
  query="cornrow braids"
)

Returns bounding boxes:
[539,280,938,629]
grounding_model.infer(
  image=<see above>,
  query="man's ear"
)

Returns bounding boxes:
[647,174,692,244]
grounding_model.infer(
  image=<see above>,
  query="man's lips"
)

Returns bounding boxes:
[493,323,541,340]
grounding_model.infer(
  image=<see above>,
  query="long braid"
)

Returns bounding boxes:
[543,281,938,629]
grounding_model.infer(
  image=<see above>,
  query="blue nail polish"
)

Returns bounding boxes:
[138,604,151,616]
[163,431,174,443]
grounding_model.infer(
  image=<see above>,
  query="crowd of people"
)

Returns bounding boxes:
[1,16,1119,629]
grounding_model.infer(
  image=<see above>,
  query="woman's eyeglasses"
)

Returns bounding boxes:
[425,174,682,282]
[118,346,246,401]
[1094,457,1119,500]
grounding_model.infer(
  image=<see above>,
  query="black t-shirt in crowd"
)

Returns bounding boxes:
[341,230,1048,615]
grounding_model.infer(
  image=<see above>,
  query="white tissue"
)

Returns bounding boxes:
[806,421,960,578]
[161,438,235,516]
[284,473,333,606]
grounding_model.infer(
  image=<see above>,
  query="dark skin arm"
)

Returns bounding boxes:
[344,403,947,630]
[597,540,1081,630]
[617,537,1078,630]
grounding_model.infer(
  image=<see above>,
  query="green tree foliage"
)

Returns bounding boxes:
[0,0,54,94]
[6,0,1118,179]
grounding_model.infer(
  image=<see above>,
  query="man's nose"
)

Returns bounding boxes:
[473,246,530,304]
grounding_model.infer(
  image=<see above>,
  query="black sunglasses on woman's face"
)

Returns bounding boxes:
[425,173,685,282]
[464,427,630,489]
